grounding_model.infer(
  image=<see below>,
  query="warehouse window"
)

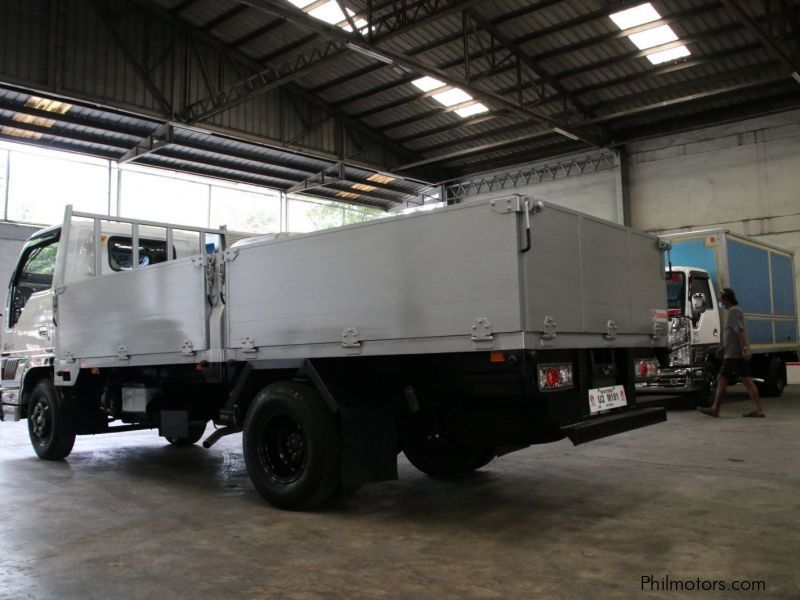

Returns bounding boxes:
[119,170,209,228]
[6,149,108,224]
[210,185,280,234]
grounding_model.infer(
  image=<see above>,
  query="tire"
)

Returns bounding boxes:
[692,368,717,407]
[403,430,495,479]
[166,421,207,446]
[27,379,76,461]
[761,357,786,398]
[242,381,341,510]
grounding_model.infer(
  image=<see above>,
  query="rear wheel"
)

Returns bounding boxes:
[403,429,495,479]
[243,381,341,510]
[27,379,76,461]
[760,357,786,398]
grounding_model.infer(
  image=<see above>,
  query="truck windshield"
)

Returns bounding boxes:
[666,272,685,313]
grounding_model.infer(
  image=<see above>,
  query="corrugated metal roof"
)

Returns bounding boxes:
[3,0,800,185]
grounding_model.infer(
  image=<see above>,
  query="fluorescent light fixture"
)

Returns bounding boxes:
[337,191,359,199]
[628,25,678,50]
[609,3,660,29]
[412,76,445,92]
[455,103,489,118]
[24,95,72,114]
[432,88,473,107]
[1,126,43,140]
[12,113,56,127]
[352,183,377,192]
[287,0,316,8]
[346,43,393,64]
[647,44,691,64]
[553,127,580,141]
[308,1,346,24]
[368,173,395,184]
[792,71,800,84]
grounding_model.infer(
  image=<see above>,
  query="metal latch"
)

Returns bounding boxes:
[652,320,668,339]
[241,337,257,353]
[541,315,557,340]
[63,351,76,364]
[116,345,130,360]
[470,318,494,345]
[341,327,361,353]
[181,341,195,357]
[605,320,618,341]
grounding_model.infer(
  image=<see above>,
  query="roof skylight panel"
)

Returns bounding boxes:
[609,3,661,29]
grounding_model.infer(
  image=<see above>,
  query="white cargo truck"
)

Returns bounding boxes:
[637,230,799,403]
[1,197,668,509]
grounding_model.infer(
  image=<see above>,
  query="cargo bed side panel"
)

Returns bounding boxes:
[524,206,665,336]
[226,203,522,350]
[56,258,208,359]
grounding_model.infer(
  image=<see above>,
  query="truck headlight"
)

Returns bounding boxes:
[669,345,691,367]
[537,363,574,391]
[668,317,690,347]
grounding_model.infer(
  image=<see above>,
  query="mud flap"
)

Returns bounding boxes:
[340,403,398,487]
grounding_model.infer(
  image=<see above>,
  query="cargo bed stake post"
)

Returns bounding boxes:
[93,218,102,277]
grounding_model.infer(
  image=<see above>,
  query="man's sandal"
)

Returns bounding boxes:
[742,411,765,418]
[697,407,719,417]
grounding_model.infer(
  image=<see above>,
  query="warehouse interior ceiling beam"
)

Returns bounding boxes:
[722,0,800,84]
[241,0,606,148]
[2,0,800,193]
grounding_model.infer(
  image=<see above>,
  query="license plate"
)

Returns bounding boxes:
[588,385,627,414]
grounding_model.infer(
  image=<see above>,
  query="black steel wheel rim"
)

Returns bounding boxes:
[258,413,307,484]
[30,396,52,445]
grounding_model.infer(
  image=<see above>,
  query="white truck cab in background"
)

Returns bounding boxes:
[638,230,799,403]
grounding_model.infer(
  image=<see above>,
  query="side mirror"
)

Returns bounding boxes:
[691,292,706,318]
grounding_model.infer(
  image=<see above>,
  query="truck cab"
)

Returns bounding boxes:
[637,266,721,401]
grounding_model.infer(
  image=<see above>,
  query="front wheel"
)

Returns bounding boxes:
[243,381,341,510]
[27,379,76,461]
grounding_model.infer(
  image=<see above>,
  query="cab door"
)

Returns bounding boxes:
[4,233,60,353]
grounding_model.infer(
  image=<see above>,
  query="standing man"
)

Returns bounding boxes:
[699,288,765,417]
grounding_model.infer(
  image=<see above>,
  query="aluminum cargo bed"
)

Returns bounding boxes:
[224,198,668,359]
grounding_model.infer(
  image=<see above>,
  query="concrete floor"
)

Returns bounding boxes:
[1,389,798,600]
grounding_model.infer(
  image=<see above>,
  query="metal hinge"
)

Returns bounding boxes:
[470,317,494,346]
[541,315,557,340]
[222,249,239,263]
[341,327,362,354]
[241,337,257,353]
[116,345,130,360]
[605,320,618,341]
[191,255,212,268]
[181,340,195,357]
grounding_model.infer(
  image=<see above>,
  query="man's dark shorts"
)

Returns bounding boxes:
[719,357,752,379]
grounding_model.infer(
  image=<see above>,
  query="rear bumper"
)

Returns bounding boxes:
[561,406,667,445]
